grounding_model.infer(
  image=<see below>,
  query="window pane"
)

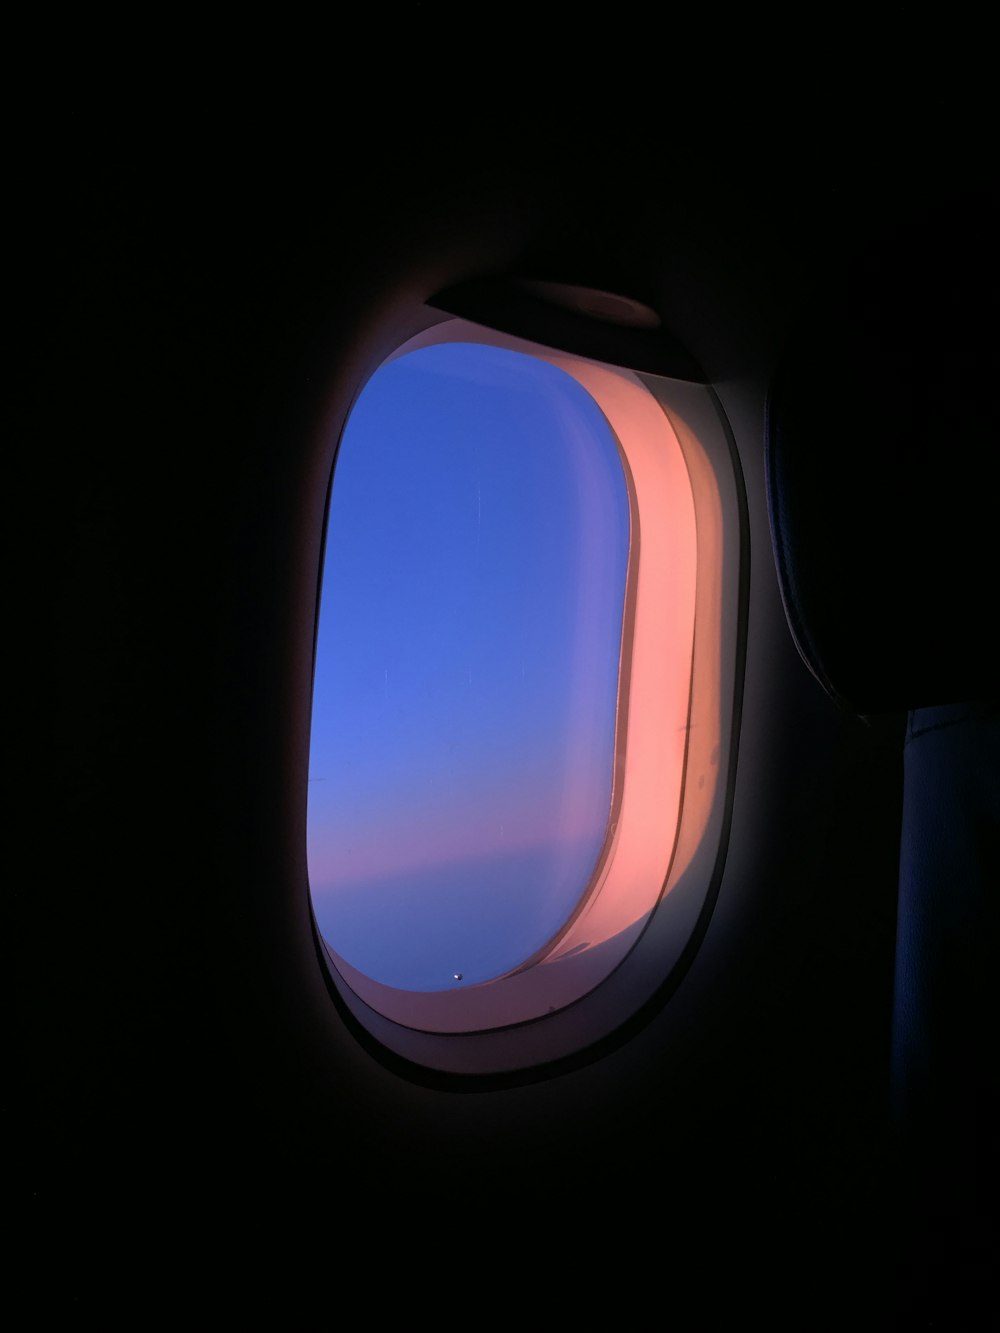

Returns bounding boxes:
[308,343,630,991]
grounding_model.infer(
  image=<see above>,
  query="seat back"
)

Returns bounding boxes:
[765,193,998,1314]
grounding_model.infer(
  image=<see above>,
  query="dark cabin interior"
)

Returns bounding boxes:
[18,31,996,1325]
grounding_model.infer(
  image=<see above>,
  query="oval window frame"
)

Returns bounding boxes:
[307,312,746,1076]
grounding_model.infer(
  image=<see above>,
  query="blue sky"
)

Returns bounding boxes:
[307,341,630,990]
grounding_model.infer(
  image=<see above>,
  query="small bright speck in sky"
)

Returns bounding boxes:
[307,341,630,990]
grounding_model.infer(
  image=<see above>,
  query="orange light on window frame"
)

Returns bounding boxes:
[315,319,726,1038]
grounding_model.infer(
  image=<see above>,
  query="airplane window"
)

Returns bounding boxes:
[307,342,632,992]
[307,315,742,1075]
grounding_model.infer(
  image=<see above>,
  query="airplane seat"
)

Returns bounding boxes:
[764,195,998,1305]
